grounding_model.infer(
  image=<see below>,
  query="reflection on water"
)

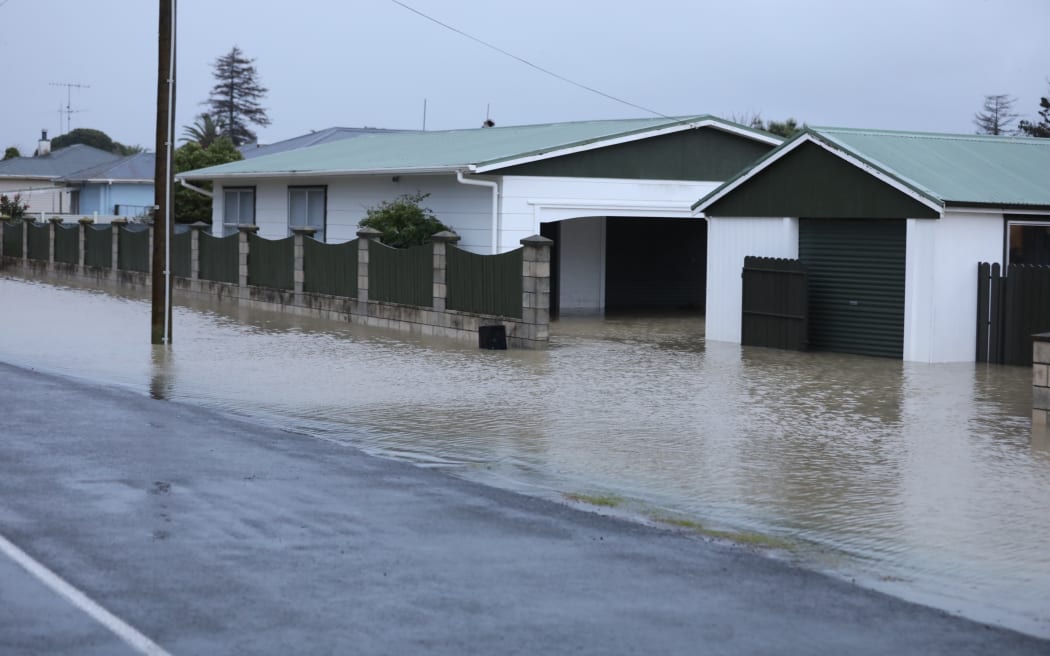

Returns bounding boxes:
[2,275,1049,637]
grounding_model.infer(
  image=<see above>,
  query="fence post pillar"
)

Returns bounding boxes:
[0,219,4,264]
[237,224,259,294]
[291,226,317,299]
[47,216,62,270]
[431,231,460,312]
[189,222,208,281]
[77,217,92,272]
[1035,333,1050,435]
[110,218,128,280]
[356,227,380,313]
[520,234,553,345]
[21,217,32,266]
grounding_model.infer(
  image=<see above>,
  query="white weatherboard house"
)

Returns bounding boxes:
[694,127,1050,363]
[180,116,780,314]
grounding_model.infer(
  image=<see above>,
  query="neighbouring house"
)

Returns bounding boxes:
[180,116,781,314]
[240,127,415,159]
[0,131,122,215]
[694,127,1050,363]
[56,152,155,218]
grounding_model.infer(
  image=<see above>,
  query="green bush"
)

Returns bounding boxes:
[0,194,28,220]
[358,192,451,248]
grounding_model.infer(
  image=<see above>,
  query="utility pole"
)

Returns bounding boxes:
[49,82,89,134]
[152,0,175,345]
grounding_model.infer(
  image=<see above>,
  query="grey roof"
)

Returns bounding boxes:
[695,126,1050,212]
[183,116,781,180]
[58,152,156,183]
[240,127,416,159]
[0,144,123,179]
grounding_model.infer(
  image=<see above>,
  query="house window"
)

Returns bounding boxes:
[288,186,326,241]
[1007,220,1050,266]
[223,187,255,228]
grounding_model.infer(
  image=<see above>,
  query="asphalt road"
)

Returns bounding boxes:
[0,361,1046,655]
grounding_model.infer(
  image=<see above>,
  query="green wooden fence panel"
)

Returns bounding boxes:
[369,242,432,307]
[2,221,22,258]
[446,246,523,318]
[248,234,294,290]
[118,227,150,273]
[171,230,191,279]
[199,232,239,284]
[54,224,79,264]
[26,223,49,261]
[85,225,112,268]
[304,238,357,297]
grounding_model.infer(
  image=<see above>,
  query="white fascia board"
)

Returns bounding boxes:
[694,134,944,217]
[473,119,781,174]
[952,206,1050,217]
[177,166,460,181]
[526,198,698,218]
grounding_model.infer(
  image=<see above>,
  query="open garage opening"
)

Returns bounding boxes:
[541,217,707,319]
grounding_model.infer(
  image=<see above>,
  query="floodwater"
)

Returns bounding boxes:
[2,274,1049,637]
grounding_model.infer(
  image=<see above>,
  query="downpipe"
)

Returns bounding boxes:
[456,170,499,254]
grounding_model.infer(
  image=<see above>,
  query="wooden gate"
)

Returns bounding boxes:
[977,262,1050,365]
[741,256,808,350]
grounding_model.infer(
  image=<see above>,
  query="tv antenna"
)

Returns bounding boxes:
[49,82,90,134]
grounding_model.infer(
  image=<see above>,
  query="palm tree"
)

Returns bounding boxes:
[181,113,223,148]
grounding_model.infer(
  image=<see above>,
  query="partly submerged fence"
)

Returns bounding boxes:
[978,262,1050,366]
[0,220,552,348]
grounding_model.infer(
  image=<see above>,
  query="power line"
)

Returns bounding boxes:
[388,0,674,120]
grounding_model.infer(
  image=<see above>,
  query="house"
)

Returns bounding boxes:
[56,152,155,217]
[0,131,122,215]
[180,116,781,314]
[240,127,414,159]
[694,127,1050,363]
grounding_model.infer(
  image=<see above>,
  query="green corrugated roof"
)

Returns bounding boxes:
[814,127,1050,207]
[696,127,1050,212]
[181,115,777,179]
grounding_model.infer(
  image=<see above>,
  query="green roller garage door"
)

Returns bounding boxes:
[799,219,906,358]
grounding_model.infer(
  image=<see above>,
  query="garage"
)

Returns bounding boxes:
[799,219,906,358]
[605,217,706,312]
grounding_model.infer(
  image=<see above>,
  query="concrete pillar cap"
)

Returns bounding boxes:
[356,227,382,239]
[236,224,260,233]
[431,230,461,244]
[520,234,553,247]
[291,226,318,236]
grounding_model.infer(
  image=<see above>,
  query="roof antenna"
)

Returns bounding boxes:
[482,103,494,128]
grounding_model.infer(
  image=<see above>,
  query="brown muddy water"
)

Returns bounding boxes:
[2,275,1048,637]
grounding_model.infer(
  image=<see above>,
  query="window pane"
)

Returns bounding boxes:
[307,190,324,227]
[223,190,238,224]
[1009,224,1050,265]
[289,190,307,227]
[238,191,254,224]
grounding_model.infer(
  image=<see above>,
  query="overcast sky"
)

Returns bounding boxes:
[2,0,1048,154]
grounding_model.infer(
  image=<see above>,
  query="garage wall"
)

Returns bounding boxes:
[904,211,1002,363]
[705,217,798,343]
[559,217,606,312]
[501,176,717,253]
[214,175,492,251]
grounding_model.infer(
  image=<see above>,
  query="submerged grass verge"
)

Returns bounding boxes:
[649,514,793,550]
[563,492,624,507]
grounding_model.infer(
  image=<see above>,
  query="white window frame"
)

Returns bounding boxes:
[288,186,327,241]
[223,187,255,231]
[1005,218,1050,267]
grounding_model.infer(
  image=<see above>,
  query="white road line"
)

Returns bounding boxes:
[0,532,172,656]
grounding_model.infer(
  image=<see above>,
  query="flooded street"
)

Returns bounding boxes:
[2,275,1048,637]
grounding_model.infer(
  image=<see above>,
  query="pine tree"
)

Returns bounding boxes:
[206,46,271,147]
[1018,93,1050,138]
[973,94,1019,135]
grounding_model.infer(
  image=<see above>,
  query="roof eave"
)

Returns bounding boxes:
[178,165,466,181]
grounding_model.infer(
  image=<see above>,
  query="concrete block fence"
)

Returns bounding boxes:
[0,219,552,349]
[1035,333,1050,429]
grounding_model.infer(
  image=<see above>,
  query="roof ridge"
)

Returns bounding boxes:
[813,125,1050,144]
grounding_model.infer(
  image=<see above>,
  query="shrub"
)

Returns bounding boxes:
[0,194,28,220]
[358,192,451,248]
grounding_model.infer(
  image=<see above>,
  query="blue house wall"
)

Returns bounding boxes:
[77,183,154,216]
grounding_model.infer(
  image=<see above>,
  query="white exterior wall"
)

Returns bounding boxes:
[904,211,1003,363]
[705,217,799,343]
[559,217,606,312]
[0,179,71,215]
[500,176,718,253]
[214,174,492,250]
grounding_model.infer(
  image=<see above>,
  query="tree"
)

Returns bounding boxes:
[1018,87,1050,138]
[731,113,804,138]
[173,138,243,224]
[181,113,223,148]
[973,94,1019,135]
[358,193,452,248]
[206,46,271,146]
[0,193,28,219]
[49,128,143,155]
[3,146,20,160]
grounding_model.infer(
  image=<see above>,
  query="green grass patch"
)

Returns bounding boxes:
[650,515,793,550]
[563,492,624,508]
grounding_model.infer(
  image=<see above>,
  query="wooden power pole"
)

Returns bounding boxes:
[152,0,175,344]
